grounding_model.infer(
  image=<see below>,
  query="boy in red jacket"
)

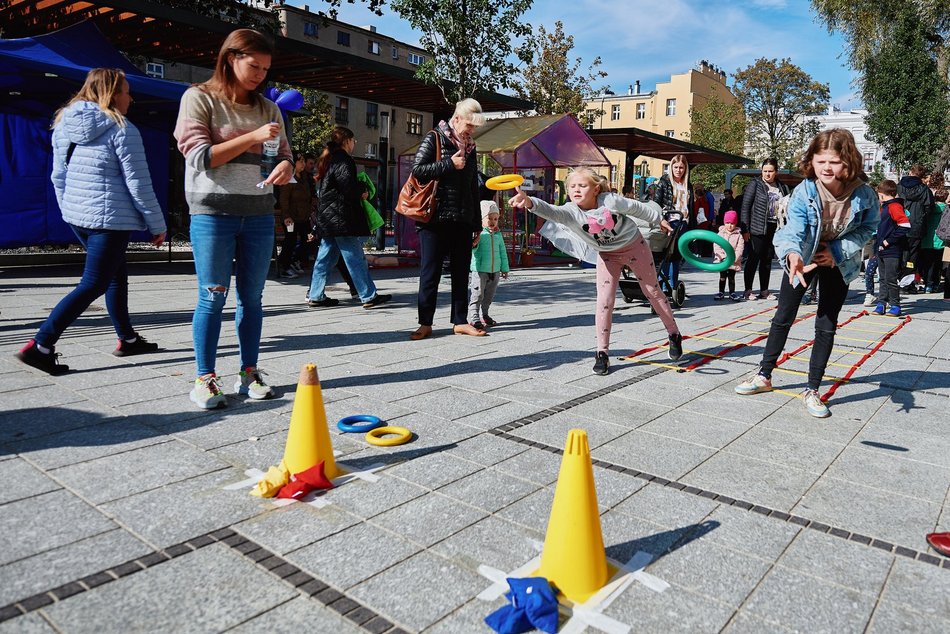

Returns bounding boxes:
[873,180,911,316]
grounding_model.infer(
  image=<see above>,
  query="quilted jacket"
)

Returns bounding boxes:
[314,148,369,237]
[410,128,480,229]
[740,177,789,236]
[50,101,166,235]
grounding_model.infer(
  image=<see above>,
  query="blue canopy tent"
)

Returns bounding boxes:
[0,21,187,247]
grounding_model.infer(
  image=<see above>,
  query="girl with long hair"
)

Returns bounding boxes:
[174,28,293,409]
[16,68,167,375]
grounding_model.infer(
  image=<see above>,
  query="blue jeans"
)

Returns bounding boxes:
[190,214,274,377]
[35,225,134,348]
[308,236,377,302]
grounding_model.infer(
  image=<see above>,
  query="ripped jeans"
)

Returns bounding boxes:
[190,214,274,377]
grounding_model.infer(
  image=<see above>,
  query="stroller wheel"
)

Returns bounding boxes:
[673,282,687,307]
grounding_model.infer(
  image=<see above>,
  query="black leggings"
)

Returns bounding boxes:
[758,266,848,391]
[744,223,777,294]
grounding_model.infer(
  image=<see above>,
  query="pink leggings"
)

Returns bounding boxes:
[596,234,678,353]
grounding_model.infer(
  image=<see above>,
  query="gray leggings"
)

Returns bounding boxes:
[468,271,501,323]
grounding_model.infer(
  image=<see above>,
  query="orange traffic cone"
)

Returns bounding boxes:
[283,364,341,479]
[536,429,612,603]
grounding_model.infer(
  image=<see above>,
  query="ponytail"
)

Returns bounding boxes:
[316,126,354,180]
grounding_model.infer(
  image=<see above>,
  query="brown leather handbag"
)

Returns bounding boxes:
[395,130,441,223]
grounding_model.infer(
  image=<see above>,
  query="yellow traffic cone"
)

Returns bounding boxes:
[536,429,612,603]
[283,364,341,479]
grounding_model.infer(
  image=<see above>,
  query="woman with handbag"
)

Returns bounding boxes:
[740,158,790,299]
[306,126,390,309]
[408,98,487,340]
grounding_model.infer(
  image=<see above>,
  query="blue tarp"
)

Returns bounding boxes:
[0,21,187,247]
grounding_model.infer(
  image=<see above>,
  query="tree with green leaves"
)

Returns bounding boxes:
[509,21,606,116]
[860,8,950,171]
[388,0,534,105]
[687,93,747,190]
[811,0,950,169]
[732,58,830,165]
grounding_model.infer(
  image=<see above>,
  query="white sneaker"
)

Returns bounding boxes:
[863,293,877,307]
[802,388,830,418]
[191,373,226,409]
[235,367,274,399]
[735,373,772,395]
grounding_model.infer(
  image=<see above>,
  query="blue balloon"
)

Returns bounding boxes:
[264,86,280,102]
[276,89,304,112]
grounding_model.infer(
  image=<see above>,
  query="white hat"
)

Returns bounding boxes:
[481,200,500,219]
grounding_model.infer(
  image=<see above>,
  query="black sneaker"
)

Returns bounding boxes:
[592,351,609,375]
[15,340,69,375]
[362,293,391,309]
[470,320,486,331]
[113,334,159,357]
[307,297,340,308]
[668,332,683,361]
[483,316,498,327]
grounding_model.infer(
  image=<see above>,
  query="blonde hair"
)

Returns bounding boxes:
[452,98,485,127]
[53,68,127,127]
[669,154,689,184]
[566,168,608,195]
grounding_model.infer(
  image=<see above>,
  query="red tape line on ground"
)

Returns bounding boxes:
[821,312,912,401]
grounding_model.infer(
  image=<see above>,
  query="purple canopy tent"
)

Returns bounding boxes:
[396,115,611,264]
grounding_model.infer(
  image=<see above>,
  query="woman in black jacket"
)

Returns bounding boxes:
[306,126,390,308]
[409,99,486,340]
[652,154,692,291]
[740,158,789,299]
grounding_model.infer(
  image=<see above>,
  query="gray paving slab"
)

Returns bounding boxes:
[0,401,117,444]
[234,503,361,555]
[593,429,717,481]
[430,515,543,574]
[867,600,950,634]
[443,434,528,467]
[509,411,630,449]
[492,447,561,486]
[438,467,539,514]
[682,450,821,510]
[371,492,488,547]
[0,457,59,504]
[393,386,513,421]
[41,544,296,633]
[826,445,950,503]
[601,582,736,633]
[424,596,508,634]
[6,419,169,470]
[742,565,878,634]
[637,409,751,449]
[794,475,941,548]
[287,521,421,590]
[349,551,486,632]
[0,529,151,606]
[488,377,590,408]
[51,439,230,504]
[611,483,720,527]
[778,529,893,596]
[722,424,845,473]
[228,597,366,634]
[320,474,428,519]
[495,487,556,532]
[880,556,950,620]
[0,613,57,634]
[0,489,116,565]
[383,450,484,490]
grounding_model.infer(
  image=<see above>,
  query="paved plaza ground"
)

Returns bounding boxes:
[1,257,949,633]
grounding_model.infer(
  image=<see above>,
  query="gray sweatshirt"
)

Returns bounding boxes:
[529,193,662,252]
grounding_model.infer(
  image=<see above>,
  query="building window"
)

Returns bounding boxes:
[584,110,595,130]
[391,46,398,59]
[609,165,617,185]
[636,103,645,119]
[864,152,874,171]
[337,31,350,47]
[407,112,423,135]
[365,143,378,158]
[408,52,426,65]
[335,97,349,124]
[665,130,675,138]
[145,62,164,78]
[303,21,318,38]
[666,98,676,116]
[368,40,380,55]
[611,104,621,121]
[366,102,379,128]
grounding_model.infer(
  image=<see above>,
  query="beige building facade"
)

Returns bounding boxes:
[584,61,738,189]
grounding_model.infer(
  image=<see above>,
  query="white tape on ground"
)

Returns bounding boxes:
[223,469,266,490]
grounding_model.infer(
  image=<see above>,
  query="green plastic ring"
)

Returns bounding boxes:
[677,229,735,272]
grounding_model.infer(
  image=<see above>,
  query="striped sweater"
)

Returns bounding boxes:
[174,86,291,216]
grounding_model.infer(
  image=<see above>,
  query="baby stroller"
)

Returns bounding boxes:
[619,211,687,308]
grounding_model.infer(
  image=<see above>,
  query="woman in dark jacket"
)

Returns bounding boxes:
[652,154,692,291]
[306,126,390,308]
[409,98,486,340]
[740,158,789,299]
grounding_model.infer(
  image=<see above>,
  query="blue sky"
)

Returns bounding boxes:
[286,0,861,109]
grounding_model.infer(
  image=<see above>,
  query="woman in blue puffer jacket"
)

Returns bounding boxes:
[15,68,167,376]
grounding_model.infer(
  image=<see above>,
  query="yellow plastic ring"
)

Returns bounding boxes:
[365,426,413,447]
[485,174,525,191]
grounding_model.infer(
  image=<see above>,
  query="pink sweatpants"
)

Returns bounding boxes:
[596,234,679,353]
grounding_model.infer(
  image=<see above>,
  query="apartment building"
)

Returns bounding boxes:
[585,61,739,187]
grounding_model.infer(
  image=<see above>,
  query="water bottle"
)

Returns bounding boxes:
[260,137,279,179]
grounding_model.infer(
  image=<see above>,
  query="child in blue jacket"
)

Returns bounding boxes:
[468,201,509,329]
[873,179,910,316]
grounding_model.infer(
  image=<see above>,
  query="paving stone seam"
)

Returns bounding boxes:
[485,370,950,573]
[0,527,408,632]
